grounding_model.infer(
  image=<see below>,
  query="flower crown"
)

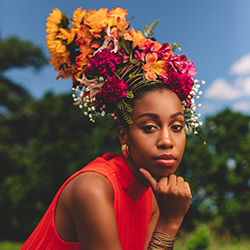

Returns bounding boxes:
[46,6,205,134]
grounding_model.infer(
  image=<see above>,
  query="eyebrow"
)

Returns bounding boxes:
[170,112,185,119]
[136,113,159,120]
[136,112,184,120]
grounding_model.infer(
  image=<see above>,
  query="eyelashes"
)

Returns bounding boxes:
[143,124,158,133]
[143,123,184,133]
[171,124,183,131]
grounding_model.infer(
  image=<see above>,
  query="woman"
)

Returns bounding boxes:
[21,6,204,250]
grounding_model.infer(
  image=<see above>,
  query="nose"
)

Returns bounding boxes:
[157,127,174,149]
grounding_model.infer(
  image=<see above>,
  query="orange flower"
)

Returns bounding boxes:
[84,8,108,34]
[142,53,167,81]
[107,7,129,36]
[108,7,128,20]
[138,38,161,51]
[107,19,129,40]
[75,24,94,45]
[123,27,145,48]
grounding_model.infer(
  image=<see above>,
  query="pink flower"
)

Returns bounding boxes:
[135,41,173,62]
[87,48,125,77]
[168,55,197,76]
[162,71,194,105]
[95,75,128,111]
[155,43,173,60]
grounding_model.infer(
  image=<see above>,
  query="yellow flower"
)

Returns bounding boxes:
[46,39,65,54]
[57,28,76,44]
[50,51,70,71]
[46,8,62,36]
[46,8,62,26]
[72,7,86,28]
[84,8,108,34]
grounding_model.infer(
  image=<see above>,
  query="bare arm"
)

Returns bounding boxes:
[68,172,123,250]
[144,194,159,250]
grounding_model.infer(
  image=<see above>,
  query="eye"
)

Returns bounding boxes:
[171,124,183,132]
[143,124,158,133]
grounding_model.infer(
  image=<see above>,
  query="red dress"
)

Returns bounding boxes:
[21,153,153,250]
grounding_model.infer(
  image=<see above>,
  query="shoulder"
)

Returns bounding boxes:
[66,172,114,206]
[62,172,115,230]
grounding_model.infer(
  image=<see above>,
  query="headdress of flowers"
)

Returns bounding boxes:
[46,6,205,135]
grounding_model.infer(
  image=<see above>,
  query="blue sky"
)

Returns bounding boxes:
[1,0,250,119]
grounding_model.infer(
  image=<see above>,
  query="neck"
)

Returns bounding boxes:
[123,157,150,187]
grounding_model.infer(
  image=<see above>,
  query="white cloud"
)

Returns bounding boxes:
[243,77,250,96]
[235,76,250,96]
[232,100,250,113]
[205,78,243,100]
[230,53,250,75]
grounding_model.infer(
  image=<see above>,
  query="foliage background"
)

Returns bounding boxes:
[0,36,250,243]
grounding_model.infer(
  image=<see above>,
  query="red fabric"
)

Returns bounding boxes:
[21,154,153,250]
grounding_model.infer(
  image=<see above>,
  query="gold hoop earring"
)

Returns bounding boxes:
[121,144,131,158]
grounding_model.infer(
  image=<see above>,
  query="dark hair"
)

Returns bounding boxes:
[117,83,173,128]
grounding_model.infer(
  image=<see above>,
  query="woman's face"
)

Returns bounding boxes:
[119,89,186,180]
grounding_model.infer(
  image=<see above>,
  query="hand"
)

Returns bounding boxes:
[140,168,192,229]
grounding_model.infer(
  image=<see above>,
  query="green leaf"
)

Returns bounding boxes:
[126,91,134,99]
[142,18,161,37]
[119,35,131,55]
[168,43,181,52]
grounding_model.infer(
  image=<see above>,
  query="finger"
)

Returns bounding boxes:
[176,176,184,186]
[139,168,158,190]
[184,181,192,198]
[168,174,177,186]
[158,176,169,186]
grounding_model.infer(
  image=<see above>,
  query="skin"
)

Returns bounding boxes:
[54,89,192,250]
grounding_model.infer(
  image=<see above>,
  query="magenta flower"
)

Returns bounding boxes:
[134,50,144,61]
[163,71,194,105]
[155,43,172,60]
[96,75,128,108]
[87,48,125,77]
[168,55,197,76]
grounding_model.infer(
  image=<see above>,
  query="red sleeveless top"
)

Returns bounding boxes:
[21,153,153,250]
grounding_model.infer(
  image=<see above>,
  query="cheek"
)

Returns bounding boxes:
[128,136,152,161]
[177,133,186,156]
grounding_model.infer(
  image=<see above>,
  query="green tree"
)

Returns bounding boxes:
[178,109,250,236]
[203,109,250,235]
[0,36,48,240]
[0,36,47,73]
[0,91,120,240]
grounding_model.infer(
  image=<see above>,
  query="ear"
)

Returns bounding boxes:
[117,125,129,146]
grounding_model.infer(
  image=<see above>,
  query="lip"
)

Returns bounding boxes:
[154,154,177,167]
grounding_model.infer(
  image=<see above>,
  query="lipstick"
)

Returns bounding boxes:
[154,154,177,167]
